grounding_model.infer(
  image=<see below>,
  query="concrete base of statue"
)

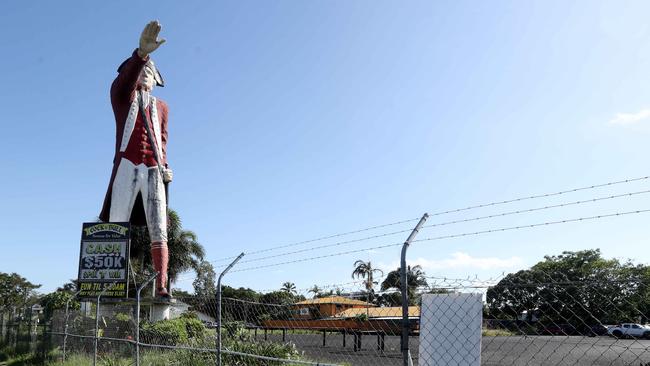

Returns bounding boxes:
[151,300,172,321]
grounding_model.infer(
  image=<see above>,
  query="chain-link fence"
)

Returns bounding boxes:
[15,274,644,366]
[6,176,650,365]
[0,309,52,363]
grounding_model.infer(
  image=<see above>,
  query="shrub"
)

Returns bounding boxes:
[184,317,206,339]
[139,315,206,346]
[224,321,246,338]
[222,339,301,366]
[354,313,369,322]
[141,318,187,345]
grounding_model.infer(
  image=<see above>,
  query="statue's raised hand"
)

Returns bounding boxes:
[137,21,166,58]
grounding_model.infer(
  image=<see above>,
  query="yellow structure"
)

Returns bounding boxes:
[332,306,420,319]
[292,296,375,319]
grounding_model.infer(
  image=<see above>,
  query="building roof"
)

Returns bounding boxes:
[332,306,420,319]
[294,296,375,306]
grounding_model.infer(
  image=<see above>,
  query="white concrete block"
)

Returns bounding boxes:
[419,293,482,366]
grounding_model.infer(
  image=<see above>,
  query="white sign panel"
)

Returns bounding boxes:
[419,293,482,366]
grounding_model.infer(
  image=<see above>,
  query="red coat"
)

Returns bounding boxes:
[99,50,169,225]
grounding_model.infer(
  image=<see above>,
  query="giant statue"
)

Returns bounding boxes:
[100,21,172,297]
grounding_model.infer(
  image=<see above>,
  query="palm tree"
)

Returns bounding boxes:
[381,265,428,305]
[281,282,297,295]
[352,260,384,303]
[166,210,204,283]
[129,208,205,293]
[308,285,322,298]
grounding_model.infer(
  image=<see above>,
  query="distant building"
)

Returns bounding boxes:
[292,296,375,319]
[332,306,420,320]
[169,300,215,323]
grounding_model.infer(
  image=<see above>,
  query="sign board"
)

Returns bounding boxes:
[419,293,482,366]
[77,222,130,299]
[31,304,43,313]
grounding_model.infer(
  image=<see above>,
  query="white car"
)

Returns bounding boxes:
[607,323,650,339]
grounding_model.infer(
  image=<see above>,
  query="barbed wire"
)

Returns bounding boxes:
[420,189,650,231]
[208,175,649,264]
[229,208,650,273]
[254,278,381,295]
[218,229,411,268]
[177,271,650,300]
[414,209,650,243]
[425,175,650,218]
[212,189,650,269]
[210,217,420,264]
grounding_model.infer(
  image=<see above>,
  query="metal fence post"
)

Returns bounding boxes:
[41,322,47,362]
[0,311,5,343]
[217,252,245,366]
[62,289,82,363]
[401,213,429,366]
[94,282,117,366]
[136,272,158,366]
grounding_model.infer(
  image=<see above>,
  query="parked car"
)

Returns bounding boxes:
[607,323,650,339]
[538,323,577,336]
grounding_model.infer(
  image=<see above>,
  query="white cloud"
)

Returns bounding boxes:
[609,109,650,125]
[380,252,524,272]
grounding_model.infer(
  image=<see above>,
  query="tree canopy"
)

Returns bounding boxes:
[0,272,40,312]
[380,265,428,305]
[192,260,216,299]
[486,249,650,325]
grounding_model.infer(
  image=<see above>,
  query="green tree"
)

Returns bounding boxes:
[172,289,193,298]
[40,291,79,320]
[281,282,297,295]
[262,291,303,305]
[192,261,216,298]
[486,249,649,326]
[0,272,40,313]
[352,260,383,302]
[376,292,402,307]
[57,279,79,293]
[380,265,428,305]
[308,285,322,298]
[222,286,262,302]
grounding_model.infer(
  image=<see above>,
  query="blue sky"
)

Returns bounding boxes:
[2,1,650,295]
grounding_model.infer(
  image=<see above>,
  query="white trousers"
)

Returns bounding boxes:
[109,158,167,242]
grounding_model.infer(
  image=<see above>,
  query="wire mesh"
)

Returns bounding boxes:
[4,276,650,365]
[10,175,650,365]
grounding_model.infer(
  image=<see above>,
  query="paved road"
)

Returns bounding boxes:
[258,332,650,365]
[482,336,650,366]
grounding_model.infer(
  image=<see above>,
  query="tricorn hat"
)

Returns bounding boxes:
[117,58,165,87]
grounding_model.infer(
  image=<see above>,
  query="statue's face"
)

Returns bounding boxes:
[138,65,156,91]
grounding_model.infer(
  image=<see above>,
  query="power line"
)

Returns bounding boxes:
[218,189,650,268]
[209,175,649,263]
[230,208,650,273]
